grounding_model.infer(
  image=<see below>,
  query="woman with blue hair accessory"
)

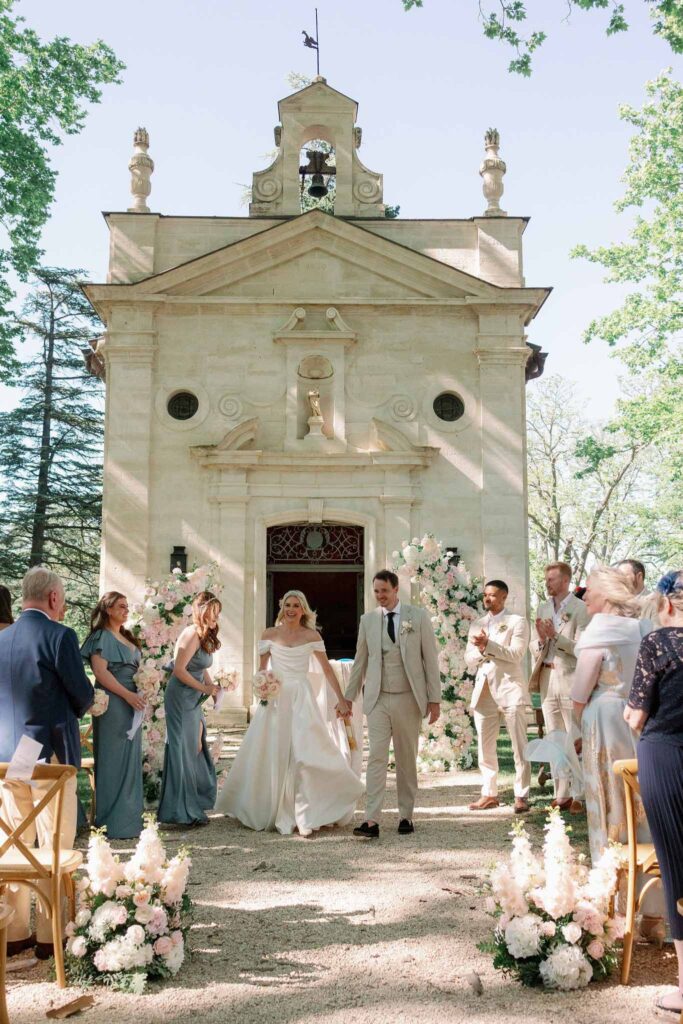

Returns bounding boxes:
[625,569,683,1020]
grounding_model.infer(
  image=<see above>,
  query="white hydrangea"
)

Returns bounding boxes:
[539,944,593,990]
[504,914,542,959]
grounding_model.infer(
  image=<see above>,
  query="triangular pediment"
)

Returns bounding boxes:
[87,212,509,305]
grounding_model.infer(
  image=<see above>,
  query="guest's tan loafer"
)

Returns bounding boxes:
[514,798,530,814]
[468,796,499,811]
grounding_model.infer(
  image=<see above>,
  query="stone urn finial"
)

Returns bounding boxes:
[128,127,154,213]
[479,126,507,217]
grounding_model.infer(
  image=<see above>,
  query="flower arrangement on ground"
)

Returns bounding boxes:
[479,810,624,990]
[393,535,482,770]
[252,670,282,705]
[65,816,192,994]
[127,563,227,801]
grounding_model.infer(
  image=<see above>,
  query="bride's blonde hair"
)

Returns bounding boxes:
[275,590,317,631]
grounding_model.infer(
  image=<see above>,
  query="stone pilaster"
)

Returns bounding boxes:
[475,344,530,613]
[99,311,157,597]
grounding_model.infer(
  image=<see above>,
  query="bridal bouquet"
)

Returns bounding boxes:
[90,690,110,718]
[65,817,192,994]
[479,810,624,990]
[253,670,282,705]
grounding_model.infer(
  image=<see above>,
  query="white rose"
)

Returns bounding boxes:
[562,922,582,944]
[75,908,91,927]
[71,936,88,958]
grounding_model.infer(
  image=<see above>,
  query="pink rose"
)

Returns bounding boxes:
[154,936,173,956]
[170,929,183,946]
[133,890,151,907]
[587,939,605,959]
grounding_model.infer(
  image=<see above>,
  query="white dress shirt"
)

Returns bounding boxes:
[551,593,572,632]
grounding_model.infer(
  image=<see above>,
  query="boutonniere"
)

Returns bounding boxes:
[561,613,570,625]
[400,620,414,636]
[496,623,507,634]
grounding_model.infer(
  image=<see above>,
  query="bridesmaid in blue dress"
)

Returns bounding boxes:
[157,591,221,827]
[81,592,146,839]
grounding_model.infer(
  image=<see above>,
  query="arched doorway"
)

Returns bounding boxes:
[266,522,364,659]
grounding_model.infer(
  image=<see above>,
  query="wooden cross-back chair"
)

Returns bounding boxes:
[0,764,83,988]
[0,903,14,1024]
[613,758,660,984]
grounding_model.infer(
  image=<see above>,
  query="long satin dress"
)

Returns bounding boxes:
[80,629,143,839]
[215,640,362,835]
[157,646,217,825]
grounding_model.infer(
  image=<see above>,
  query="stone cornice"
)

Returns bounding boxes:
[190,448,437,471]
[475,347,530,366]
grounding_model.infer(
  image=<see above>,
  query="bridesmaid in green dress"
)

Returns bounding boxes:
[81,592,146,839]
[158,591,221,827]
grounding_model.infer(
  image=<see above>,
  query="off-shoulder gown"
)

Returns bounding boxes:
[215,640,362,835]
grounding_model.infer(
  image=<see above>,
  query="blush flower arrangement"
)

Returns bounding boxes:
[393,534,483,770]
[252,670,282,705]
[90,690,110,718]
[479,810,624,990]
[65,816,192,994]
[127,563,230,801]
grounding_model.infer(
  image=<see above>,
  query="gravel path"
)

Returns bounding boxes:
[5,728,676,1023]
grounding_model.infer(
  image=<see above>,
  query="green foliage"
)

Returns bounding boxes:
[0,0,124,376]
[401,2,683,74]
[526,375,658,595]
[0,267,104,630]
[571,72,683,572]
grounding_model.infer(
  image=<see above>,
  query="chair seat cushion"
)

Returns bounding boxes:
[0,848,83,877]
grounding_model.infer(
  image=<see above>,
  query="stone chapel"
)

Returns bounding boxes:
[84,77,550,711]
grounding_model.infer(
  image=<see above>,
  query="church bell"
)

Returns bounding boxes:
[308,173,328,199]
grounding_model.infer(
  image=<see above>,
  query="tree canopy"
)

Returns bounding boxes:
[401,1,683,74]
[0,0,123,377]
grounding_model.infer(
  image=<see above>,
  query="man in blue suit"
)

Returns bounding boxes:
[0,566,94,958]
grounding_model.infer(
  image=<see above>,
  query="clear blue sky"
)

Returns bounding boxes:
[2,0,680,417]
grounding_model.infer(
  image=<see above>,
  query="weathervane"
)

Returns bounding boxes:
[302,8,320,77]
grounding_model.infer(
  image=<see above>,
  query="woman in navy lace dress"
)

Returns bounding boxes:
[625,570,683,1020]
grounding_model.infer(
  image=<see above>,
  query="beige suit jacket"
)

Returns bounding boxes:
[345,603,441,716]
[466,612,530,710]
[530,593,590,701]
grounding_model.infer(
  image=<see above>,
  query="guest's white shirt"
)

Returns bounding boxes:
[551,593,572,631]
[382,601,401,636]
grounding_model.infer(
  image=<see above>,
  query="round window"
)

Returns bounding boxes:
[167,391,199,421]
[433,392,465,422]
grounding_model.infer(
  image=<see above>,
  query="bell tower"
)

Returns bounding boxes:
[249,77,384,218]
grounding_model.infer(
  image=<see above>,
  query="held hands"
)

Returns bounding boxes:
[335,698,353,720]
[472,630,489,654]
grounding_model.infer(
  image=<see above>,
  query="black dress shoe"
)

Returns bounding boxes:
[7,934,35,957]
[397,819,414,834]
[353,821,379,839]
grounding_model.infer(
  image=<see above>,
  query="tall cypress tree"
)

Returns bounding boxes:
[0,267,103,626]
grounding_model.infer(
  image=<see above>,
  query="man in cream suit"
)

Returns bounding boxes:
[530,561,590,811]
[616,558,660,625]
[466,580,531,813]
[345,570,441,839]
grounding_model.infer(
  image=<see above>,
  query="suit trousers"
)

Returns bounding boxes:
[0,764,77,943]
[366,689,423,822]
[473,682,530,798]
[540,690,584,801]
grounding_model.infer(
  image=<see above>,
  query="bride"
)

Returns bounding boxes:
[215,590,363,836]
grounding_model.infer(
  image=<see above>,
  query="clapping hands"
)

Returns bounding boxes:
[535,617,556,642]
[472,629,489,654]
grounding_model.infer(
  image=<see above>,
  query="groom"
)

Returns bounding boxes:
[345,570,441,838]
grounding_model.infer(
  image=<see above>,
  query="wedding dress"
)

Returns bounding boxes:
[214,640,363,835]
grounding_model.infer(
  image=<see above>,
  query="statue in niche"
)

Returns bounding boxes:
[307,389,323,419]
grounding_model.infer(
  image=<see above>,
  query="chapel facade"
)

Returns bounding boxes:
[84,78,550,711]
